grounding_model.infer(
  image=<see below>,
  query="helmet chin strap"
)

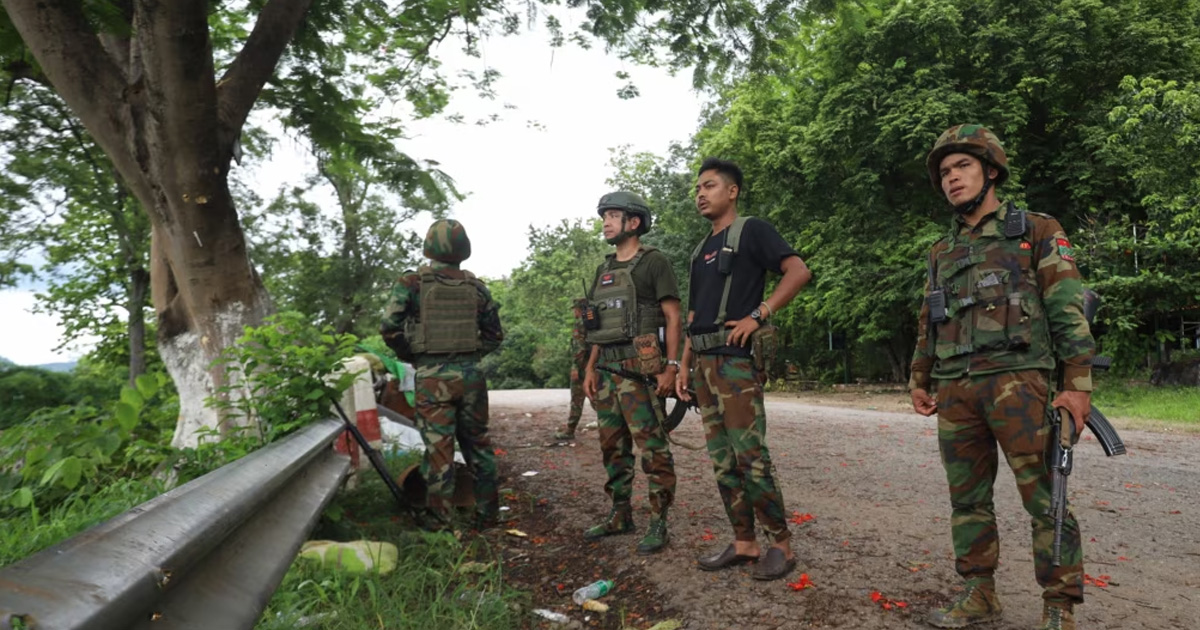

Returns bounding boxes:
[604,214,638,244]
[953,177,994,215]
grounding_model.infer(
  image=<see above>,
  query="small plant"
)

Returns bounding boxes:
[208,311,361,444]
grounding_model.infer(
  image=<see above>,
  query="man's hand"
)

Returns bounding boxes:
[655,366,678,398]
[724,316,761,347]
[1051,390,1090,435]
[676,361,692,402]
[911,388,937,416]
[583,368,600,401]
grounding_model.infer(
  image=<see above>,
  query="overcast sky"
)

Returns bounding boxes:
[0,25,706,365]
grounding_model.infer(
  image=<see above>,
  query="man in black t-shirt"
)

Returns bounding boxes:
[678,158,812,581]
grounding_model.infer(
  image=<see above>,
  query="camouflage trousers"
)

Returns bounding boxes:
[414,359,498,525]
[692,354,791,544]
[594,357,676,515]
[936,369,1084,604]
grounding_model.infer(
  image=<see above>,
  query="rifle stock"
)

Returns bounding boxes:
[593,364,697,432]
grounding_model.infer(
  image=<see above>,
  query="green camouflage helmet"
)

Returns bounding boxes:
[597,191,652,234]
[423,219,472,263]
[926,124,1010,190]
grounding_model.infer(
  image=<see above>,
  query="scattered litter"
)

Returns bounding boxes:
[582,599,609,612]
[299,540,397,574]
[525,412,533,418]
[585,421,598,429]
[506,529,529,538]
[522,471,539,477]
[457,561,494,575]
[532,609,570,623]
[499,506,511,512]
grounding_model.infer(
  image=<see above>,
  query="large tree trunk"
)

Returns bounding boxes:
[3,0,313,446]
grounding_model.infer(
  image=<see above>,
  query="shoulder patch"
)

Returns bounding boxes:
[1056,237,1075,261]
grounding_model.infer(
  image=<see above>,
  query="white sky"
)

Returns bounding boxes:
[0,25,705,366]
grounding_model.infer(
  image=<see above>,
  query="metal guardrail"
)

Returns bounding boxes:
[0,419,351,630]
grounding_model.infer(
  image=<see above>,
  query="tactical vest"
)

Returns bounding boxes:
[404,266,482,355]
[586,247,666,346]
[688,216,749,352]
[928,205,1056,378]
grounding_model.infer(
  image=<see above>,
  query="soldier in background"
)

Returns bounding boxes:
[554,298,593,441]
[581,191,681,555]
[381,219,504,531]
[911,125,1094,630]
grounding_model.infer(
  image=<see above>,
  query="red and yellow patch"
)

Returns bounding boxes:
[1020,241,1032,250]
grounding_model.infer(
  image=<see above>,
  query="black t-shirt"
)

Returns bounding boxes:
[689,217,797,355]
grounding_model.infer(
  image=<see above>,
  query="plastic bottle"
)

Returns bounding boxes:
[572,579,614,605]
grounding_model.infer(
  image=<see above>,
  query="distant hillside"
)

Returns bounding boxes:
[36,361,77,373]
[0,356,77,372]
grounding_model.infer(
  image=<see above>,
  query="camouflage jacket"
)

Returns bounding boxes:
[910,202,1094,392]
[380,262,503,362]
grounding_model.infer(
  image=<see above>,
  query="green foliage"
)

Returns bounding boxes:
[0,372,175,515]
[0,477,164,567]
[208,312,361,443]
[480,220,608,388]
[1085,76,1200,368]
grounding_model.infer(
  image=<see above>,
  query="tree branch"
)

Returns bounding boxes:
[215,0,316,165]
[0,0,135,177]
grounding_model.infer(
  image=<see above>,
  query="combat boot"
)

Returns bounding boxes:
[553,426,575,441]
[926,580,1003,628]
[636,513,669,554]
[1036,603,1075,630]
[583,503,634,541]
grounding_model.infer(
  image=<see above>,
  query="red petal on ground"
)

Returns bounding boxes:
[1117,556,1129,561]
[870,591,882,602]
[895,601,908,608]
[493,448,507,456]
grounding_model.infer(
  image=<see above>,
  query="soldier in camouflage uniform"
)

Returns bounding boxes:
[380,219,504,531]
[911,125,1095,630]
[554,298,593,440]
[580,191,681,555]
[680,158,812,582]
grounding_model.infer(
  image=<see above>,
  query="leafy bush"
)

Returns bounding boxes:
[208,311,361,443]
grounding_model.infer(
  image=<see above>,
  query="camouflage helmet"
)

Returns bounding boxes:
[597,191,652,234]
[423,219,471,263]
[926,124,1009,190]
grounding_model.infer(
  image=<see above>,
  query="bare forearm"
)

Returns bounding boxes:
[764,256,811,315]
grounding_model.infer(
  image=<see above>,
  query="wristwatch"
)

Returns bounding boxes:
[665,359,681,368]
[750,308,764,323]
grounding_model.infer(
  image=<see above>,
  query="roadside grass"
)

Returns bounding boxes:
[1093,379,1200,431]
[0,477,165,566]
[257,452,525,630]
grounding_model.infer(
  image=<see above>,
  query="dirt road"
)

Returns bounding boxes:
[484,389,1199,630]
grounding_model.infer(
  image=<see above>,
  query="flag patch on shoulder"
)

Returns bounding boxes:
[1055,238,1075,261]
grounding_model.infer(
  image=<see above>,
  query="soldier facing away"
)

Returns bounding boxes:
[581,191,681,554]
[910,125,1095,630]
[679,158,812,582]
[554,298,593,441]
[380,219,504,531]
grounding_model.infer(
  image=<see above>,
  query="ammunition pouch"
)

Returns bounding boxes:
[750,324,779,375]
[633,332,663,376]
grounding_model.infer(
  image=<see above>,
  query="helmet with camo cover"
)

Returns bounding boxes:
[423,219,471,263]
[926,124,1010,190]
[597,191,652,235]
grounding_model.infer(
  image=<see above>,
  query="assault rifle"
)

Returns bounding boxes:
[593,364,697,433]
[1046,288,1126,566]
